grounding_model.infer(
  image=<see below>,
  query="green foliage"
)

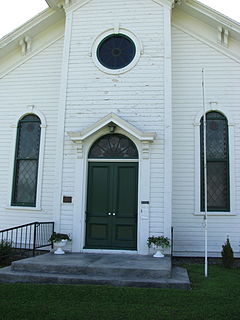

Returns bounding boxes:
[221,238,234,268]
[0,240,12,257]
[147,235,170,248]
[48,232,71,243]
[0,265,240,319]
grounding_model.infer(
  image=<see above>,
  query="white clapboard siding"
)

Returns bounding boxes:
[0,38,64,230]
[172,26,240,255]
[60,0,166,236]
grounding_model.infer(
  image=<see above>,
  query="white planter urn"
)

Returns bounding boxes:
[53,239,68,255]
[152,245,165,258]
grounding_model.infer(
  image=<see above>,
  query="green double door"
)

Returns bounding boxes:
[85,162,138,250]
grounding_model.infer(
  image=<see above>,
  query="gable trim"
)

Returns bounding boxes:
[0,35,63,79]
[63,0,93,14]
[185,0,240,34]
[172,24,240,64]
[152,0,174,8]
[68,113,156,142]
[0,8,55,49]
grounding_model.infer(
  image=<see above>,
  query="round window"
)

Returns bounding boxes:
[97,34,136,70]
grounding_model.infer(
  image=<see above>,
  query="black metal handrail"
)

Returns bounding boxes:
[0,222,54,256]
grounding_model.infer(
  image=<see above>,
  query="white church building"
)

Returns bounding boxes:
[0,0,240,257]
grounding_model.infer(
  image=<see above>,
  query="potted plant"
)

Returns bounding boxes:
[49,232,71,255]
[147,235,170,258]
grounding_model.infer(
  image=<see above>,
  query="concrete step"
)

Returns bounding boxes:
[0,266,190,289]
[0,253,191,289]
[10,253,172,279]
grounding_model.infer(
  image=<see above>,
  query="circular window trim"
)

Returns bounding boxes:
[92,29,142,75]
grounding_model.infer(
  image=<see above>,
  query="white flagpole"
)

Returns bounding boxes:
[202,68,208,277]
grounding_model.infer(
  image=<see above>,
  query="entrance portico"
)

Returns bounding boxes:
[68,113,155,254]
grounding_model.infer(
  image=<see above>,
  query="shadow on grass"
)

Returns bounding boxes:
[0,264,239,320]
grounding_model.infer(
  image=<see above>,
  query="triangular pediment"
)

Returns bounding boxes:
[68,113,155,142]
[46,0,174,9]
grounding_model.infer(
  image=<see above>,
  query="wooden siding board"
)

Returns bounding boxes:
[0,38,64,229]
[172,26,240,254]
[59,0,166,238]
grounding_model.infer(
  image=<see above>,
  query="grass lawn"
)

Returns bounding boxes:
[0,264,239,320]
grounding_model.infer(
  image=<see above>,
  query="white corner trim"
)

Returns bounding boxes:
[68,113,156,143]
[163,4,173,240]
[7,106,47,210]
[54,11,73,232]
[194,108,236,215]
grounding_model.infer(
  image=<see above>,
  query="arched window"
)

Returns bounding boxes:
[12,114,41,207]
[88,134,138,159]
[200,111,229,211]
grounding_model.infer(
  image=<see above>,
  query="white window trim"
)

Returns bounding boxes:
[7,106,47,210]
[194,107,236,216]
[91,27,143,75]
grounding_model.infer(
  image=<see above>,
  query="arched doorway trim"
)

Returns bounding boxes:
[68,114,155,254]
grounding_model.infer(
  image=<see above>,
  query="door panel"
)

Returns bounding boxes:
[85,163,112,248]
[113,164,138,217]
[85,162,138,250]
[87,164,112,216]
[112,163,138,249]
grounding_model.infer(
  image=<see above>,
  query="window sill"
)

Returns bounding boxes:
[5,206,42,212]
[194,212,236,216]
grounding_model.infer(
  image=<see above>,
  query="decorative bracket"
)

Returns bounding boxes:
[141,141,151,160]
[19,37,32,56]
[76,141,83,159]
[217,26,229,47]
[57,0,71,9]
[174,0,183,6]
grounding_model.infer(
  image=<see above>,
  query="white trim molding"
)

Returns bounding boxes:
[7,105,47,211]
[194,106,236,216]
[54,10,73,232]
[68,113,155,145]
[163,3,173,240]
[152,0,175,8]
[91,28,143,75]
[68,114,156,254]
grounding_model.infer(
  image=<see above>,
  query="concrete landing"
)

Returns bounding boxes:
[0,253,190,289]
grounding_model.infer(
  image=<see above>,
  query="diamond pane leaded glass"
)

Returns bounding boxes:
[89,134,138,159]
[17,122,41,158]
[14,160,38,204]
[12,115,41,207]
[200,112,229,211]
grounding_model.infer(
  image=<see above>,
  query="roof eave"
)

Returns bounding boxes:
[0,7,64,61]
[45,0,58,8]
[185,0,240,34]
